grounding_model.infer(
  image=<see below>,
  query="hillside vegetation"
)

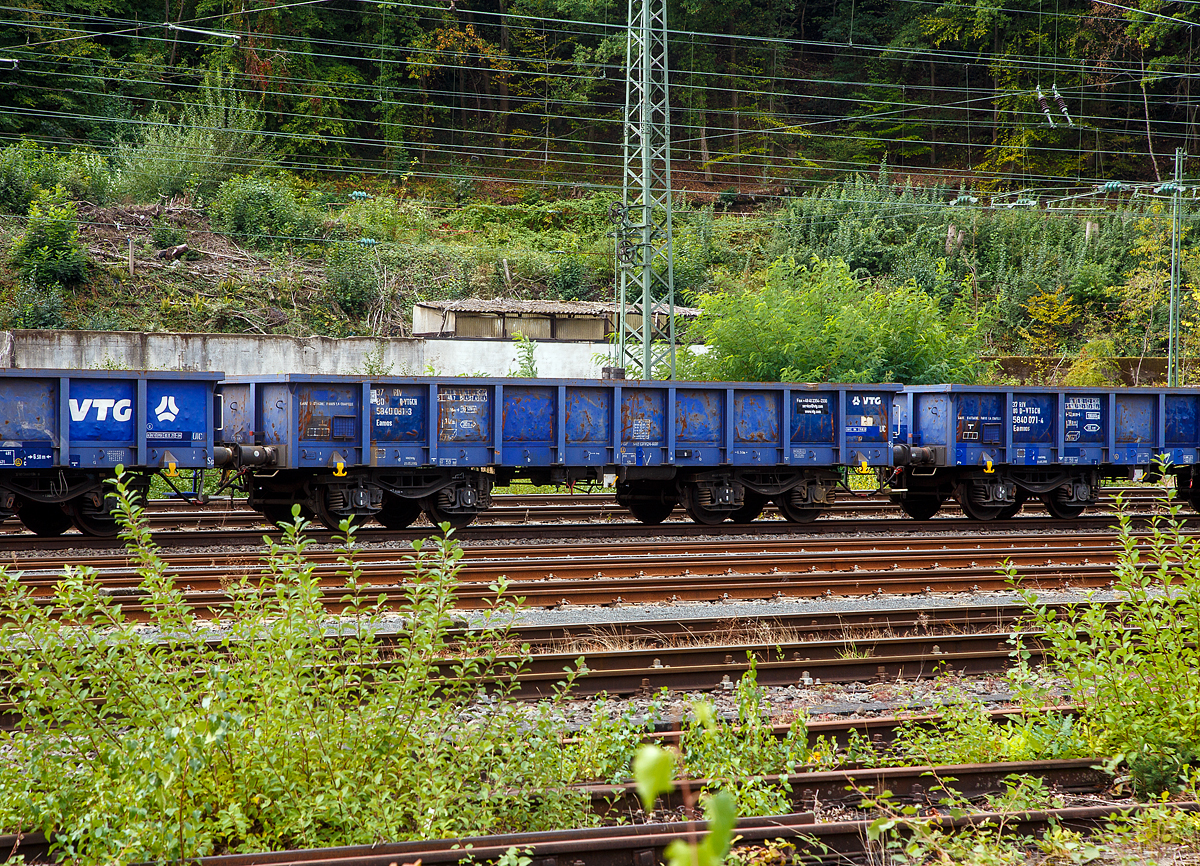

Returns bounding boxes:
[1,131,1198,383]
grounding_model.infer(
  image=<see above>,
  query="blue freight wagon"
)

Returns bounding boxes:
[0,369,221,535]
[215,376,901,528]
[891,385,1200,520]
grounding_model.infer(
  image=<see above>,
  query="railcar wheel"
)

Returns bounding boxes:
[376,496,422,529]
[18,501,73,537]
[898,496,942,521]
[626,499,675,525]
[424,499,477,529]
[313,495,349,532]
[996,490,1028,520]
[681,485,730,525]
[67,498,120,537]
[957,488,1003,521]
[775,493,821,524]
[1041,491,1086,519]
[729,491,769,523]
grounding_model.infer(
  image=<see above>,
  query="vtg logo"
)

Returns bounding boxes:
[70,398,133,422]
[155,395,180,423]
[851,395,883,406]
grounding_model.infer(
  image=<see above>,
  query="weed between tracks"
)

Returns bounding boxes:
[4,481,1200,864]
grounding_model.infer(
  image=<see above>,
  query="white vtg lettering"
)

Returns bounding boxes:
[70,398,133,422]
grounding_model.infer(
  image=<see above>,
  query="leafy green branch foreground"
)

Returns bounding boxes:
[0,476,813,864]
[3,478,1200,864]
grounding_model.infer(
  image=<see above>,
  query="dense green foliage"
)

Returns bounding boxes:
[0,475,819,864]
[0,480,587,861]
[1013,492,1200,797]
[1,0,1195,187]
[0,129,1197,378]
[681,256,987,383]
[8,185,88,289]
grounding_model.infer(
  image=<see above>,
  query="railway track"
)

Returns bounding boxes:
[7,529,1150,607]
[0,488,1187,552]
[8,772,1183,866]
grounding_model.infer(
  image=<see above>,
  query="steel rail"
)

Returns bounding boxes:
[7,560,1128,616]
[0,510,1192,553]
[8,801,1191,866]
[8,529,1145,589]
[39,796,1189,866]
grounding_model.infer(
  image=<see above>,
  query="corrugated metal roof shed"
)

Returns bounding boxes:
[415,299,701,316]
[412,298,701,340]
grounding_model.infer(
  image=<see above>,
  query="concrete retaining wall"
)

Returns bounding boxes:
[0,330,612,378]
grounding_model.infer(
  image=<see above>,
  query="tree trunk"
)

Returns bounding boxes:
[1141,53,1162,182]
[929,60,937,166]
[497,0,510,159]
[991,27,1000,144]
[730,43,740,185]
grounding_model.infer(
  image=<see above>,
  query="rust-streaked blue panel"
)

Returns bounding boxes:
[371,385,425,442]
[675,388,722,445]
[621,389,664,445]
[1166,394,1200,446]
[297,385,360,443]
[503,386,555,445]
[955,392,1006,444]
[845,391,889,443]
[565,388,610,443]
[1116,394,1155,444]
[0,377,57,443]
[1009,394,1053,444]
[791,393,834,444]
[733,390,780,445]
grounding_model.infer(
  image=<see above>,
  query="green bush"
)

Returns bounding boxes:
[0,476,586,863]
[5,281,68,329]
[0,142,111,215]
[336,196,427,242]
[113,69,273,202]
[1013,491,1200,797]
[549,255,592,300]
[0,141,63,214]
[209,175,324,250]
[680,256,986,384]
[8,185,88,289]
[1062,339,1122,386]
[325,241,378,318]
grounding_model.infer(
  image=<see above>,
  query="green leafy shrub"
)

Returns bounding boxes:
[113,69,273,202]
[0,142,111,214]
[336,196,428,242]
[325,241,378,318]
[0,141,64,214]
[677,664,809,815]
[549,255,592,300]
[1062,338,1122,386]
[0,476,587,863]
[1014,491,1200,797]
[209,175,324,250]
[681,256,986,384]
[149,218,186,250]
[5,281,68,329]
[8,185,88,289]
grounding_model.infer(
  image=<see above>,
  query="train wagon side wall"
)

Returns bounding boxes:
[217,377,903,471]
[0,369,220,471]
[895,385,1200,469]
